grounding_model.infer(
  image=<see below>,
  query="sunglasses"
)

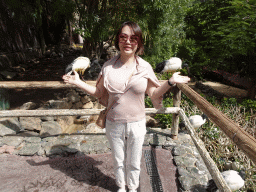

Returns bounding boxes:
[119,34,139,45]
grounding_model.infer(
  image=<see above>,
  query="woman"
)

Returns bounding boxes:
[63,21,190,192]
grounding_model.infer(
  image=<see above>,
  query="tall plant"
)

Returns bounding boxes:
[138,0,193,68]
[183,0,256,98]
[73,0,139,59]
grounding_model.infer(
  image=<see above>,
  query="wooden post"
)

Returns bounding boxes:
[171,86,181,140]
[177,83,256,165]
[179,109,232,192]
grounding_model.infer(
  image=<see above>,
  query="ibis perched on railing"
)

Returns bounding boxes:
[154,57,188,73]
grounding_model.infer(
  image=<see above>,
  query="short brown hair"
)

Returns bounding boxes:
[114,21,144,55]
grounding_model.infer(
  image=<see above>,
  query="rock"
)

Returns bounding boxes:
[19,102,37,110]
[41,116,56,121]
[81,123,106,134]
[48,100,70,109]
[15,143,41,156]
[173,145,193,156]
[81,95,91,104]
[57,116,75,133]
[16,131,40,137]
[2,136,24,146]
[19,117,42,131]
[94,102,105,109]
[82,101,94,109]
[146,115,158,127]
[0,145,15,154]
[0,118,22,136]
[0,71,17,79]
[67,91,80,103]
[73,101,83,109]
[40,121,62,136]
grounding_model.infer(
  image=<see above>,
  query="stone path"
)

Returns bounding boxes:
[0,128,212,191]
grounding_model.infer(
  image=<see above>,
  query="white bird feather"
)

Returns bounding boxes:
[65,57,90,75]
[155,57,183,73]
[207,170,245,191]
[179,114,208,129]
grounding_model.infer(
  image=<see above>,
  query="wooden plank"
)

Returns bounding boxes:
[0,80,167,89]
[0,81,96,89]
[177,83,256,165]
[0,107,181,117]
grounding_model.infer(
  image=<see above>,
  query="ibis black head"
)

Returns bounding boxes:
[202,114,208,120]
[182,62,189,68]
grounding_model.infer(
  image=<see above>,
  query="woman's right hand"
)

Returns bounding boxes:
[62,71,81,85]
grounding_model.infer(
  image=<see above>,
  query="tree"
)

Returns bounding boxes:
[183,0,256,99]
[73,0,139,59]
[137,0,193,67]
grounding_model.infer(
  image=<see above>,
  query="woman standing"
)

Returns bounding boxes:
[63,21,190,192]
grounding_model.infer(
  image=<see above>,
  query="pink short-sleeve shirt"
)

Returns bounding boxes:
[96,55,162,123]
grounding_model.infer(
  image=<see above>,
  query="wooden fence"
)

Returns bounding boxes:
[1,80,256,191]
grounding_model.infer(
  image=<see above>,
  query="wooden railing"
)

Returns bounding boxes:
[1,80,256,191]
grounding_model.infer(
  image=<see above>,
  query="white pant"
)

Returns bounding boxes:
[105,119,146,190]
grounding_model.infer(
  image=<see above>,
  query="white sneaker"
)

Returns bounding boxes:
[129,189,137,192]
[117,187,126,192]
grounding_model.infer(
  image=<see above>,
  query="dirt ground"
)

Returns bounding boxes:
[189,81,248,99]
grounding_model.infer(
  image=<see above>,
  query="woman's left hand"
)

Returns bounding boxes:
[169,72,190,85]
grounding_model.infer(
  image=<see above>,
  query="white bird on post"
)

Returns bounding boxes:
[179,114,208,130]
[65,57,90,77]
[155,57,188,73]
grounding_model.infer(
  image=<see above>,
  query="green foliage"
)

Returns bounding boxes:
[74,0,140,58]
[181,0,256,98]
[139,0,193,63]
[145,95,153,108]
[240,99,256,112]
[155,96,174,128]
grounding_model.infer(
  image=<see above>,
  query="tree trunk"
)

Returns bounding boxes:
[247,79,256,100]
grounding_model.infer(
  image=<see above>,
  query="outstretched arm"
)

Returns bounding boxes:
[147,72,190,99]
[62,71,103,98]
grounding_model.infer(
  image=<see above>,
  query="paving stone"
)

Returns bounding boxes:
[0,129,211,192]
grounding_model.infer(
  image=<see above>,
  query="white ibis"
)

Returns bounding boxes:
[179,114,208,129]
[155,57,188,73]
[207,170,245,191]
[65,57,90,76]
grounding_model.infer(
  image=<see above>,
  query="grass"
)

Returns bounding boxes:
[180,95,256,191]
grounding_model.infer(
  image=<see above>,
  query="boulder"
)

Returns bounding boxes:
[146,116,159,127]
[81,123,106,134]
[19,117,42,131]
[19,102,37,110]
[67,91,80,103]
[82,101,94,109]
[48,99,70,109]
[40,121,62,136]
[0,118,22,136]
[56,116,75,133]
